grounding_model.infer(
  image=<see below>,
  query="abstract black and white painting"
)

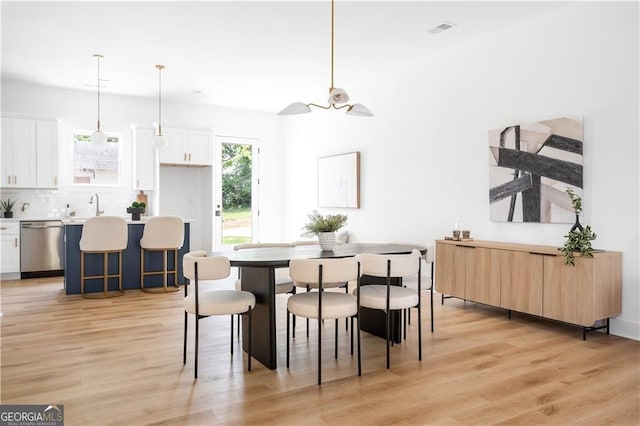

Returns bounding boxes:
[489,117,583,223]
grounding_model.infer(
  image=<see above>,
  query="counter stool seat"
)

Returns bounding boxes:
[79,216,128,299]
[140,216,184,293]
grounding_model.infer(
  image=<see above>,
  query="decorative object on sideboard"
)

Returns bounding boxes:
[278,0,373,117]
[301,210,348,251]
[566,187,584,232]
[560,188,596,266]
[90,54,107,145]
[488,117,583,223]
[1,198,16,218]
[153,64,168,150]
[127,201,146,221]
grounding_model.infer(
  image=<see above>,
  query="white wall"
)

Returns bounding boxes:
[281,2,639,339]
[1,80,285,249]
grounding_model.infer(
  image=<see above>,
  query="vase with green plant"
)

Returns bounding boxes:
[561,188,596,265]
[1,198,17,218]
[302,210,348,251]
[127,201,146,221]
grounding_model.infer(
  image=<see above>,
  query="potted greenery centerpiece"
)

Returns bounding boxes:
[127,201,146,221]
[302,210,348,251]
[560,188,596,265]
[1,198,17,218]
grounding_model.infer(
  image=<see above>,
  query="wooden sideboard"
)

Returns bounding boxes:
[435,240,622,338]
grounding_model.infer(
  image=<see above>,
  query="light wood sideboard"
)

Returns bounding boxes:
[435,240,622,339]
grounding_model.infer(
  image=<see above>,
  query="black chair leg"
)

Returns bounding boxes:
[317,318,322,385]
[194,317,199,379]
[335,319,338,359]
[230,315,234,354]
[286,310,290,368]
[430,285,434,333]
[350,317,354,355]
[386,310,390,369]
[292,314,296,339]
[357,315,361,376]
[418,303,423,361]
[247,308,252,372]
[183,311,188,365]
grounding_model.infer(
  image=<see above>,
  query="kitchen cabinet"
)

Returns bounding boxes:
[159,127,212,166]
[134,127,156,190]
[36,120,59,188]
[0,221,20,274]
[435,240,622,336]
[1,117,58,189]
[1,118,37,188]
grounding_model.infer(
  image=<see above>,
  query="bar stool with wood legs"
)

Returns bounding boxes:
[79,216,128,299]
[140,216,185,293]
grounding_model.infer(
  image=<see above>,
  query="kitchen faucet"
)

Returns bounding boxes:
[89,193,104,216]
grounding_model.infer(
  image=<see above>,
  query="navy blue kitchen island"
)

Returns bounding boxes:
[64,220,190,295]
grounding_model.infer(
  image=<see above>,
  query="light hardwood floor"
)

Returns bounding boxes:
[1,276,638,425]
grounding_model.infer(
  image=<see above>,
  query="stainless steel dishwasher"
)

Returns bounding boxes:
[20,220,64,278]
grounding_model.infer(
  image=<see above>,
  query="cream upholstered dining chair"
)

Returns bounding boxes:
[402,244,435,333]
[286,256,362,385]
[358,249,422,369]
[182,251,255,379]
[140,216,184,293]
[79,216,128,299]
[290,238,351,337]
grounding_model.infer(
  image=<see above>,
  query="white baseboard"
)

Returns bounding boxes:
[611,318,640,341]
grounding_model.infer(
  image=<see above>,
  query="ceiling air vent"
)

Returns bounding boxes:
[429,23,455,34]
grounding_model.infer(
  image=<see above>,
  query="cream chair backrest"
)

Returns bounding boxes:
[289,256,361,285]
[80,216,128,252]
[183,251,230,281]
[360,249,421,278]
[140,216,184,249]
[424,245,435,263]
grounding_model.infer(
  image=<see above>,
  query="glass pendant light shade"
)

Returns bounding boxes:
[153,134,168,150]
[328,88,350,105]
[278,102,312,116]
[346,103,374,117]
[91,130,107,144]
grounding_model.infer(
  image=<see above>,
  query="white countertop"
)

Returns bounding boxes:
[1,217,194,225]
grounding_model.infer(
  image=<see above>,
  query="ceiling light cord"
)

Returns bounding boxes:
[95,54,102,131]
[157,65,163,136]
[330,0,334,92]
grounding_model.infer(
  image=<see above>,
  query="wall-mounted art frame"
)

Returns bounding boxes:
[318,151,360,208]
[488,117,583,223]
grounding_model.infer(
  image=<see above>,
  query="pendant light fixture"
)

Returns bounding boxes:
[278,0,373,117]
[90,54,108,144]
[153,64,168,150]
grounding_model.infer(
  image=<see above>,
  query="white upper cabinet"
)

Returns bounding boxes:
[1,117,37,188]
[1,117,58,189]
[36,120,59,188]
[134,127,156,190]
[159,127,212,166]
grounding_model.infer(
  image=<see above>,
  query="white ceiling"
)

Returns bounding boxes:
[1,1,567,113]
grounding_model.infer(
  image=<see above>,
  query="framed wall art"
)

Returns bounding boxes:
[318,151,360,209]
[488,117,583,223]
